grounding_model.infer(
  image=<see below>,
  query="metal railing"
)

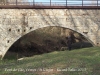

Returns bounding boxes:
[0,0,100,9]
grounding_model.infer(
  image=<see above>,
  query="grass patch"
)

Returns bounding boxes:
[0,47,100,75]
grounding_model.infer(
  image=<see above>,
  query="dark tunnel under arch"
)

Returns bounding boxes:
[4,26,93,59]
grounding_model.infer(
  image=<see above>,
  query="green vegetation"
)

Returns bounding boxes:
[0,47,100,75]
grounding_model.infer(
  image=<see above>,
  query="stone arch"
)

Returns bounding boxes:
[2,26,94,59]
[0,9,100,60]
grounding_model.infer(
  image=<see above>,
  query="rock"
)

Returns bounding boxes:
[17,58,24,61]
[60,47,68,51]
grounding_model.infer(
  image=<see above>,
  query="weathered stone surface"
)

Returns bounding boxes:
[0,9,100,59]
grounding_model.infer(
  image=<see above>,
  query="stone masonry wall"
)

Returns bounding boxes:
[0,9,100,59]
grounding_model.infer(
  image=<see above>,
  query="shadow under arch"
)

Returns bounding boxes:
[4,26,93,57]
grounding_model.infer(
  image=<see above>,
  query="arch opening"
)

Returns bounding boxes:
[4,26,93,60]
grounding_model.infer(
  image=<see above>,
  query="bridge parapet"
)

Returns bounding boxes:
[0,0,100,9]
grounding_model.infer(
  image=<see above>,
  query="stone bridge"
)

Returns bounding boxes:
[0,9,100,59]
